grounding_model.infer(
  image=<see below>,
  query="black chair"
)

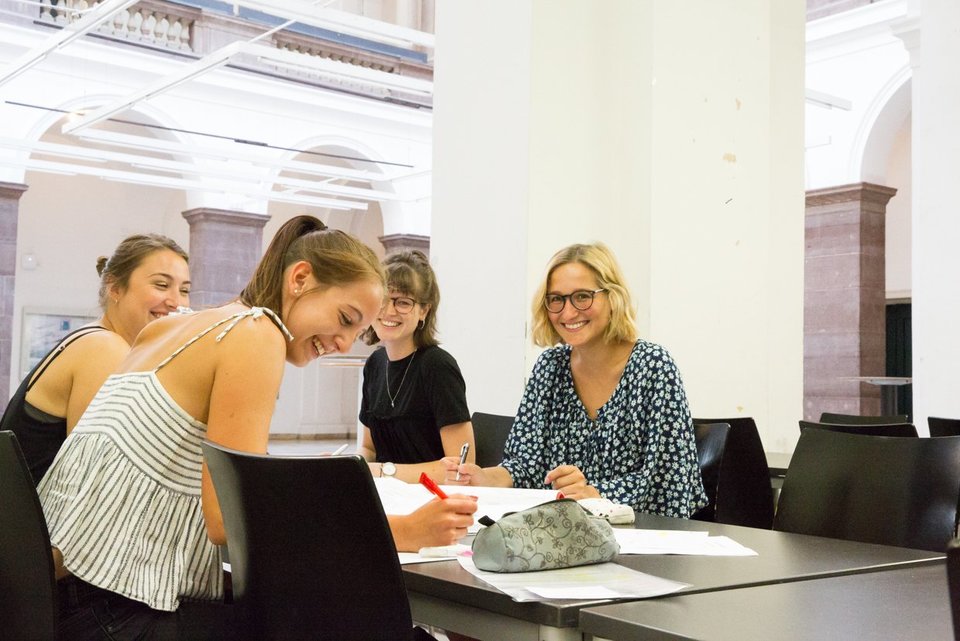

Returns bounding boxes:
[948,538,960,640]
[692,417,774,529]
[775,429,960,552]
[819,412,909,425]
[930,417,960,438]
[202,442,415,641]
[799,419,918,438]
[471,411,514,468]
[689,422,731,522]
[0,431,58,641]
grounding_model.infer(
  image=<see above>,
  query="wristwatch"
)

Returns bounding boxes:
[382,462,397,478]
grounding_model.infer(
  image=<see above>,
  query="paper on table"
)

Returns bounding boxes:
[374,478,558,534]
[613,529,757,556]
[457,556,689,602]
[398,552,460,565]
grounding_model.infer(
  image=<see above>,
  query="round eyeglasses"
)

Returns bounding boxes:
[544,288,607,313]
[382,296,418,314]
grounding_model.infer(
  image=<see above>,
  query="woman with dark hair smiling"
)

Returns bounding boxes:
[0,233,190,483]
[359,250,475,483]
[38,218,475,639]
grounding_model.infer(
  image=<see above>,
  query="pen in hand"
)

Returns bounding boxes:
[455,442,470,481]
[331,444,349,456]
[419,472,448,500]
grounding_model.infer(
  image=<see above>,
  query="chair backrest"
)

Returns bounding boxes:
[0,431,58,641]
[775,429,960,551]
[202,442,413,641]
[689,422,731,522]
[930,417,960,438]
[948,538,960,641]
[820,412,909,425]
[799,420,918,438]
[471,411,514,468]
[692,417,774,529]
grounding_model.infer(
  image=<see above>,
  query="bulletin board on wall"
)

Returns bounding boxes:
[20,307,98,379]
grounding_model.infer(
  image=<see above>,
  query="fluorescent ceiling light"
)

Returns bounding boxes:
[72,129,400,182]
[805,89,853,111]
[61,42,244,135]
[229,0,435,50]
[0,0,140,88]
[0,156,366,210]
[0,136,401,202]
[247,42,432,95]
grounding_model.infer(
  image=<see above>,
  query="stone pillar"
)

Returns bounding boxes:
[804,182,897,419]
[379,233,430,257]
[181,208,269,309]
[0,182,28,405]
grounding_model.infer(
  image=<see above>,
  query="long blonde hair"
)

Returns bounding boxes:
[530,242,637,347]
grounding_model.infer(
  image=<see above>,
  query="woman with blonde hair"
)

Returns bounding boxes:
[445,242,706,517]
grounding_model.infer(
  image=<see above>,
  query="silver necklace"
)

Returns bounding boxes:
[386,350,416,408]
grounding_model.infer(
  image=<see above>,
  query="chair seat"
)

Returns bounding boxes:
[202,442,415,641]
[775,429,960,552]
[0,431,59,640]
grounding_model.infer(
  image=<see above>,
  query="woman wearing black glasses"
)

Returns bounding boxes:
[445,242,706,518]
[359,250,475,484]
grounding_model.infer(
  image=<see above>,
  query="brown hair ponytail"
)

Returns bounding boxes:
[240,215,384,317]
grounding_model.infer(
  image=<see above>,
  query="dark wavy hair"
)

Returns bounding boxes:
[361,250,439,348]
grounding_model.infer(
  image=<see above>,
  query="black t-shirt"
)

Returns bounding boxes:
[360,344,471,464]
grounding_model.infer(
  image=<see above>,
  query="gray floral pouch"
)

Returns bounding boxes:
[471,499,620,572]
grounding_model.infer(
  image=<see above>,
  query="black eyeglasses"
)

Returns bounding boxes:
[544,288,607,313]
[382,296,418,314]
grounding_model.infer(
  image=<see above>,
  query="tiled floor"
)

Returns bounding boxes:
[266,438,354,456]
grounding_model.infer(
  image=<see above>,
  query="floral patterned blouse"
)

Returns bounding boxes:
[501,339,707,517]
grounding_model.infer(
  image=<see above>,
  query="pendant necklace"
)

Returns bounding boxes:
[386,350,416,408]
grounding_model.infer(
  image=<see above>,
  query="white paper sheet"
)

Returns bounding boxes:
[613,529,757,556]
[457,556,689,602]
[374,478,558,534]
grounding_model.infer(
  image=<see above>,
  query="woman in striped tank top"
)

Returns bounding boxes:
[39,215,478,639]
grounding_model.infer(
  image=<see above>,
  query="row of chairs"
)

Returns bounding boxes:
[816,411,960,437]
[7,411,960,639]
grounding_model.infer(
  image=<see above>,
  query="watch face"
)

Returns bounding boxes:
[383,462,397,477]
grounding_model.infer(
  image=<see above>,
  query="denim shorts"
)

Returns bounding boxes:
[57,577,230,641]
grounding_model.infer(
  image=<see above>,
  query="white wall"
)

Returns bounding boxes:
[884,119,911,300]
[433,0,805,452]
[909,0,960,425]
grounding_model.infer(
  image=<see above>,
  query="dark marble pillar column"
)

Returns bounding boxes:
[804,182,897,419]
[0,182,29,406]
[182,208,269,309]
[379,233,430,257]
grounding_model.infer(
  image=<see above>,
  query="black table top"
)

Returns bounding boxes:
[401,513,943,628]
[579,562,951,641]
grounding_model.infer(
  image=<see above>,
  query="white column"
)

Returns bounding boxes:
[908,0,960,427]
[432,0,805,452]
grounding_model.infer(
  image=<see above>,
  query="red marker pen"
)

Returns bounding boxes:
[419,472,448,500]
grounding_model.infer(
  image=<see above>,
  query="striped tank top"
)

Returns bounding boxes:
[38,307,293,612]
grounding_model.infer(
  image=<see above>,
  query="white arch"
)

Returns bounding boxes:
[850,65,912,183]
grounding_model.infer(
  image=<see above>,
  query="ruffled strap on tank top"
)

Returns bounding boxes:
[154,306,293,372]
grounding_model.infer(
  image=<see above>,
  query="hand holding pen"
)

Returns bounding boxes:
[410,472,478,546]
[455,442,470,481]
